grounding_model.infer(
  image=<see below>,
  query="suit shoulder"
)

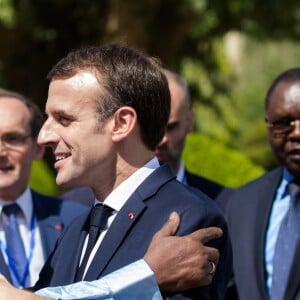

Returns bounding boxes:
[166,180,225,223]
[185,169,225,199]
[31,190,88,221]
[225,168,282,219]
[230,167,281,197]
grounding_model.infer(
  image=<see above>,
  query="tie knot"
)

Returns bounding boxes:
[2,203,20,216]
[89,204,113,231]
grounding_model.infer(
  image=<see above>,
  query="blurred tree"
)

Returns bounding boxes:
[1,0,300,102]
[1,0,300,187]
[182,133,265,187]
[29,160,58,195]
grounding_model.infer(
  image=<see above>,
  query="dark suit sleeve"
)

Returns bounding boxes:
[164,190,233,300]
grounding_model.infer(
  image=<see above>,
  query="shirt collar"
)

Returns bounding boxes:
[176,161,186,184]
[0,187,33,226]
[277,168,294,199]
[96,157,160,212]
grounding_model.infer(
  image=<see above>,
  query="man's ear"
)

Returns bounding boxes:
[34,144,45,160]
[111,106,137,142]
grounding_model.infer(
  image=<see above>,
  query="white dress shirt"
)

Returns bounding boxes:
[38,157,162,299]
[79,157,160,279]
[0,187,45,286]
[36,259,162,300]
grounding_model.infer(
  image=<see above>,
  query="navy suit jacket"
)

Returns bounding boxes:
[34,164,232,299]
[226,167,300,300]
[61,168,231,208]
[0,190,87,285]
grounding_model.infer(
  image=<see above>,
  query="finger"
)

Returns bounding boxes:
[189,227,223,244]
[155,211,180,237]
[206,247,220,264]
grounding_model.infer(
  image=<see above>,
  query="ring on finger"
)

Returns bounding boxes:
[208,260,216,275]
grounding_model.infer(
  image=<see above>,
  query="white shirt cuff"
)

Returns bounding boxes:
[35,259,162,300]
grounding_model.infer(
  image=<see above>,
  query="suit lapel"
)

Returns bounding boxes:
[60,224,87,283]
[253,168,283,298]
[84,195,146,280]
[254,168,300,300]
[32,192,65,258]
[284,240,300,300]
[32,191,88,283]
[84,163,175,280]
[52,212,90,284]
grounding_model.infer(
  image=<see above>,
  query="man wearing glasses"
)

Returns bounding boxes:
[222,68,300,300]
[0,88,87,288]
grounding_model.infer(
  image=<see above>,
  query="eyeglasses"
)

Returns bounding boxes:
[266,118,300,135]
[0,133,32,149]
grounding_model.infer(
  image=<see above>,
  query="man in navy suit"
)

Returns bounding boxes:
[0,89,87,288]
[23,43,232,299]
[31,44,231,299]
[61,68,227,206]
[224,68,300,300]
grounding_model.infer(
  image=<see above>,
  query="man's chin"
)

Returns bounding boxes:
[0,178,17,190]
[56,176,84,190]
[56,177,72,189]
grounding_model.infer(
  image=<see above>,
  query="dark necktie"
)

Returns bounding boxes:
[271,181,300,300]
[2,203,28,288]
[75,203,113,281]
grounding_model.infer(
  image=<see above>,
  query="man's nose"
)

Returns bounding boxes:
[0,137,9,153]
[290,119,300,137]
[0,140,7,153]
[37,120,58,146]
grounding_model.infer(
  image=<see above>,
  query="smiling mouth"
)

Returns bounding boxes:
[0,165,13,172]
[289,148,300,155]
[55,154,71,162]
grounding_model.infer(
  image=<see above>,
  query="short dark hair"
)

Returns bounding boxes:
[265,67,300,109]
[0,88,44,138]
[162,68,191,107]
[47,43,170,150]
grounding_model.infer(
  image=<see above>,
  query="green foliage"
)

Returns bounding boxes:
[0,0,15,27]
[182,133,265,187]
[29,160,58,196]
[1,0,300,175]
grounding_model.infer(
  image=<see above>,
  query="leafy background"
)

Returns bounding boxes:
[1,0,300,194]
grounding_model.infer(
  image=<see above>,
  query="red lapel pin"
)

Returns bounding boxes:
[128,212,134,220]
[54,224,64,231]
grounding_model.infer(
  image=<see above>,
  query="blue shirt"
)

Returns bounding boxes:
[265,168,293,294]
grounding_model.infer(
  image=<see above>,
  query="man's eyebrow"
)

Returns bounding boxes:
[48,108,72,116]
[2,131,26,135]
